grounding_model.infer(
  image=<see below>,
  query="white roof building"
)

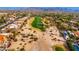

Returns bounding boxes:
[9,24,18,29]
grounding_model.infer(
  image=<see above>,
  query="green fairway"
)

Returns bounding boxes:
[31,16,45,31]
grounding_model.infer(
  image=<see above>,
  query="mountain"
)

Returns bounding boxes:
[0,7,79,12]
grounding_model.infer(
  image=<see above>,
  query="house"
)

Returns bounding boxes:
[0,35,5,43]
[9,24,18,29]
[74,31,79,37]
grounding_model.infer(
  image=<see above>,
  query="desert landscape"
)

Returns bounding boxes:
[0,7,79,51]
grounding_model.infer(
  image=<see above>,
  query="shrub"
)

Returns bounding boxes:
[54,46,64,51]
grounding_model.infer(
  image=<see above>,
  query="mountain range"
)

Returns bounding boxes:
[0,7,79,12]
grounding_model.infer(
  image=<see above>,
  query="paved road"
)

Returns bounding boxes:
[0,16,29,29]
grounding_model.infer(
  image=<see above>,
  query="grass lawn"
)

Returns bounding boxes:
[31,16,45,31]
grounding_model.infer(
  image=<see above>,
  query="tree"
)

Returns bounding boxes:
[66,40,75,51]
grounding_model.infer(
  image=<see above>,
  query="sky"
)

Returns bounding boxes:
[0,7,79,12]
